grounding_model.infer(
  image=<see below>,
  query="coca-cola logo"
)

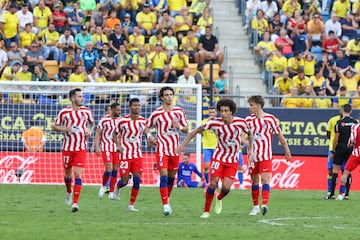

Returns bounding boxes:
[0,155,39,183]
[242,159,305,189]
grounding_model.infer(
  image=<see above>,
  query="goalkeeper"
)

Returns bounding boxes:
[177,153,206,188]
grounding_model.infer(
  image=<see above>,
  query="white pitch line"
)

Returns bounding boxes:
[258,216,359,229]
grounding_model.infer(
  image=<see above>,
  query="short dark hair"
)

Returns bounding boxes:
[159,86,174,99]
[209,106,216,110]
[105,105,111,113]
[129,98,140,106]
[218,70,226,77]
[247,95,265,108]
[216,98,237,114]
[328,30,335,35]
[69,88,82,99]
[111,102,120,109]
[29,120,36,127]
[343,104,352,113]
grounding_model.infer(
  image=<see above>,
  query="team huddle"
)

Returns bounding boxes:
[53,86,291,217]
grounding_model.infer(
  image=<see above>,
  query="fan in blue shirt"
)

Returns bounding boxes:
[177,153,206,188]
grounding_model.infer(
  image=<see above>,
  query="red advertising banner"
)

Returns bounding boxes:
[1,152,359,190]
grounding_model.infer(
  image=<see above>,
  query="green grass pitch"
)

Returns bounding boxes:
[1,184,359,240]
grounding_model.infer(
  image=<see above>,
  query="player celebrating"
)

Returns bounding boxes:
[246,95,291,216]
[145,86,189,216]
[53,88,95,212]
[113,98,147,211]
[94,103,121,199]
[177,98,253,219]
[202,106,217,183]
[337,121,360,200]
[177,153,206,188]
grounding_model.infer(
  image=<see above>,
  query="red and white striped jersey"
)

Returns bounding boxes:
[349,123,360,157]
[116,115,147,160]
[97,115,120,152]
[204,117,249,164]
[146,106,188,156]
[245,113,281,162]
[55,106,94,151]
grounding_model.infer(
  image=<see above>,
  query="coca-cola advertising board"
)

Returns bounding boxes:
[1,152,359,190]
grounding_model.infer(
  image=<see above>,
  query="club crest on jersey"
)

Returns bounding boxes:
[122,168,126,174]
[159,161,163,167]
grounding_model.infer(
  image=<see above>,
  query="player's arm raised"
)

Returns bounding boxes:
[176,126,204,153]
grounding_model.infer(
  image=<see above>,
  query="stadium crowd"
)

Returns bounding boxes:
[0,0,228,104]
[244,0,360,108]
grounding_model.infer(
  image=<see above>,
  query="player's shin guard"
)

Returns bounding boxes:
[345,174,352,197]
[204,187,215,212]
[238,171,244,185]
[109,170,118,192]
[159,176,169,205]
[64,177,72,193]
[130,177,140,205]
[331,173,338,196]
[167,177,175,197]
[217,188,230,200]
[102,171,111,187]
[251,185,260,206]
[204,169,209,183]
[262,184,270,205]
[73,178,82,204]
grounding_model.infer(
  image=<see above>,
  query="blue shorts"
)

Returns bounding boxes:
[203,149,214,163]
[328,150,345,170]
[185,181,200,188]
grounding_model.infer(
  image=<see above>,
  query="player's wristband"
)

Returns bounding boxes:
[179,125,183,131]
[146,132,152,138]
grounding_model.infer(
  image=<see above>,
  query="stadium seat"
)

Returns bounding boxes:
[203,63,220,82]
[311,46,322,63]
[321,11,330,23]
[189,63,198,76]
[42,60,59,80]
[37,95,56,104]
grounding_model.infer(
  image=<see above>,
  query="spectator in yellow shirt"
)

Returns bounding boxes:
[170,48,189,77]
[0,62,21,81]
[332,0,350,19]
[92,25,109,52]
[311,69,326,94]
[181,29,198,62]
[345,35,360,62]
[38,23,60,62]
[33,0,53,31]
[274,70,292,95]
[292,69,311,94]
[254,31,276,59]
[69,65,88,82]
[287,51,304,77]
[19,23,37,51]
[149,43,168,83]
[168,0,187,17]
[127,26,145,56]
[0,3,19,49]
[351,85,360,108]
[299,85,315,108]
[307,13,325,48]
[174,6,192,40]
[333,86,352,108]
[136,3,157,37]
[337,66,360,95]
[315,87,332,108]
[16,64,32,81]
[303,52,317,77]
[281,0,301,24]
[281,87,302,107]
